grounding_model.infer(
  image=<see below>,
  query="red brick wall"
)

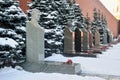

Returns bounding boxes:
[18,0,31,13]
[76,0,119,37]
[16,0,119,37]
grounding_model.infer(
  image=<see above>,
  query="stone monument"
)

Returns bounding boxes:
[88,26,94,48]
[107,30,113,43]
[82,28,89,51]
[75,28,81,52]
[26,9,44,63]
[94,27,100,46]
[64,22,75,53]
[103,30,108,44]
[22,10,81,75]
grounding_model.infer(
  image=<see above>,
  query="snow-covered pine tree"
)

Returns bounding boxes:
[101,14,109,31]
[91,8,99,32]
[101,15,113,43]
[91,8,104,44]
[91,8,97,44]
[84,13,91,28]
[31,0,84,56]
[31,0,65,57]
[66,0,84,28]
[0,0,27,68]
[97,10,104,44]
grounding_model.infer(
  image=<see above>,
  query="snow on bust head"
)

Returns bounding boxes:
[30,9,40,22]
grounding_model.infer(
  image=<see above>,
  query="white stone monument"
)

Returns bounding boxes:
[22,10,81,74]
[26,9,44,64]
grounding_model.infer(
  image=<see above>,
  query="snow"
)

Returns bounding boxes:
[44,29,54,33]
[7,5,18,13]
[46,14,56,19]
[10,5,17,10]
[0,67,105,80]
[47,39,54,44]
[16,26,26,32]
[7,30,16,35]
[0,38,18,48]
[55,41,62,45]
[0,0,3,2]
[45,43,120,76]
[0,28,5,31]
[1,41,120,80]
[98,44,120,60]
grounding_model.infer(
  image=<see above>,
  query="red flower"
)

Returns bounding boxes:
[66,59,73,64]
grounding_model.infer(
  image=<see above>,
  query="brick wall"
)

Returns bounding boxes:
[18,0,31,13]
[76,0,119,37]
[13,0,31,13]
[17,0,119,37]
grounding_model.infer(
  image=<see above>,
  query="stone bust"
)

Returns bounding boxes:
[27,9,42,28]
[30,9,40,22]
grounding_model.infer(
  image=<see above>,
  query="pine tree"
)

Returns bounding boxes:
[84,13,91,28]
[0,0,27,67]
[31,0,84,56]
[97,10,104,44]
[31,0,64,57]
[91,8,105,44]
[91,8,97,31]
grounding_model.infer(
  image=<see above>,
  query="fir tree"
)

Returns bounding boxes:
[84,13,91,28]
[31,0,84,56]
[97,10,104,44]
[91,8,105,44]
[0,0,27,68]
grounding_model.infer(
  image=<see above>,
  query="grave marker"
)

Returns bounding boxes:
[94,27,100,46]
[26,9,44,63]
[107,30,113,43]
[75,28,81,52]
[22,10,81,75]
[103,30,108,44]
[82,28,89,51]
[64,22,74,53]
[88,26,94,48]
[109,31,113,43]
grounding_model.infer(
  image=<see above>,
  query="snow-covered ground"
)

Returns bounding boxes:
[0,43,120,80]
[45,43,120,76]
[0,67,105,80]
